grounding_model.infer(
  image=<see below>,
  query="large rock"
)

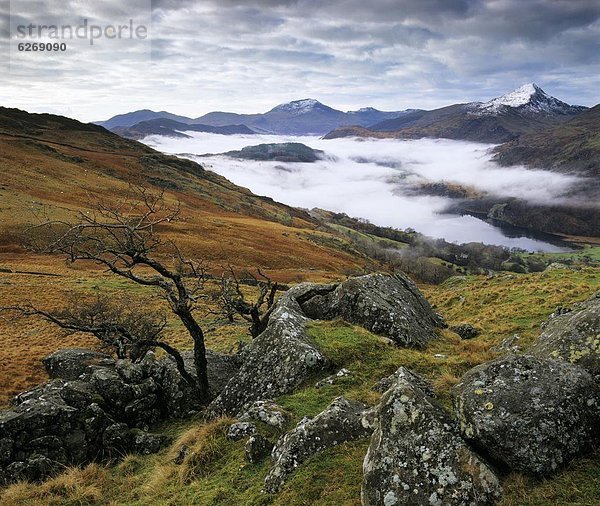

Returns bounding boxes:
[453,354,600,476]
[207,284,329,416]
[43,348,114,380]
[530,291,600,381]
[0,345,225,484]
[264,396,373,493]
[362,367,502,506]
[245,435,274,464]
[300,273,445,347]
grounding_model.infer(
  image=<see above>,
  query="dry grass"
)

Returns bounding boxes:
[0,463,110,506]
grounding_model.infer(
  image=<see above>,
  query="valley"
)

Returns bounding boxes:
[1,83,598,506]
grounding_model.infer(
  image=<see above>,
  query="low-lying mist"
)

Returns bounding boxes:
[143,133,582,252]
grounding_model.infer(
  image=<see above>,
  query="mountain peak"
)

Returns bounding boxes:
[482,83,544,110]
[476,83,584,116]
[270,98,335,115]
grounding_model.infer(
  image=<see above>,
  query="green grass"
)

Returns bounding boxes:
[2,267,600,505]
[523,245,600,263]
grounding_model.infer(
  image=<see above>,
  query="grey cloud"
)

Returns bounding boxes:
[1,0,598,121]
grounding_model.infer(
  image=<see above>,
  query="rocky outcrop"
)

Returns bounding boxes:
[529,291,600,381]
[208,273,443,417]
[43,348,114,380]
[453,354,600,476]
[300,273,445,347]
[362,367,502,506]
[0,347,239,485]
[207,284,329,416]
[0,378,167,485]
[264,397,374,493]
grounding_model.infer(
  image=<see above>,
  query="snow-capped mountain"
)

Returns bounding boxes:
[327,84,588,143]
[473,83,586,116]
[270,98,335,115]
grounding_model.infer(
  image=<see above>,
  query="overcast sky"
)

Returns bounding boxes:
[0,0,598,122]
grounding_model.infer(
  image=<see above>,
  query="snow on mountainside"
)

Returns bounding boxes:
[474,83,586,116]
[270,98,334,115]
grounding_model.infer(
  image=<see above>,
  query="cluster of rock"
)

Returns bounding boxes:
[208,273,445,416]
[221,285,600,505]
[0,348,239,484]
[1,272,440,486]
[4,273,598,504]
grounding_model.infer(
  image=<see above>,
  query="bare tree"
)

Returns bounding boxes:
[220,267,278,338]
[2,294,199,389]
[23,186,211,401]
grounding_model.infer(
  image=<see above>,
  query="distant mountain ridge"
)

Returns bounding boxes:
[97,99,415,136]
[112,118,256,140]
[325,84,587,143]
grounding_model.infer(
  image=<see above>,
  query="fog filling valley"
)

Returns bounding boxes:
[143,133,583,252]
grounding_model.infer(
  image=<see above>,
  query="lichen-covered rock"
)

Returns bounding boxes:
[227,422,257,441]
[237,400,291,430]
[452,354,600,476]
[372,367,435,397]
[207,284,329,416]
[451,324,479,340]
[43,348,114,380]
[362,367,502,506]
[300,273,444,347]
[529,291,600,381]
[245,435,273,464]
[264,396,373,493]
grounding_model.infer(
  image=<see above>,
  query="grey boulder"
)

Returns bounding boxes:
[245,435,274,464]
[300,273,445,347]
[362,367,502,506]
[453,354,600,476]
[530,291,600,381]
[264,396,373,493]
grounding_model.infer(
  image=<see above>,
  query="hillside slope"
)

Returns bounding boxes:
[493,104,600,177]
[0,106,362,278]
